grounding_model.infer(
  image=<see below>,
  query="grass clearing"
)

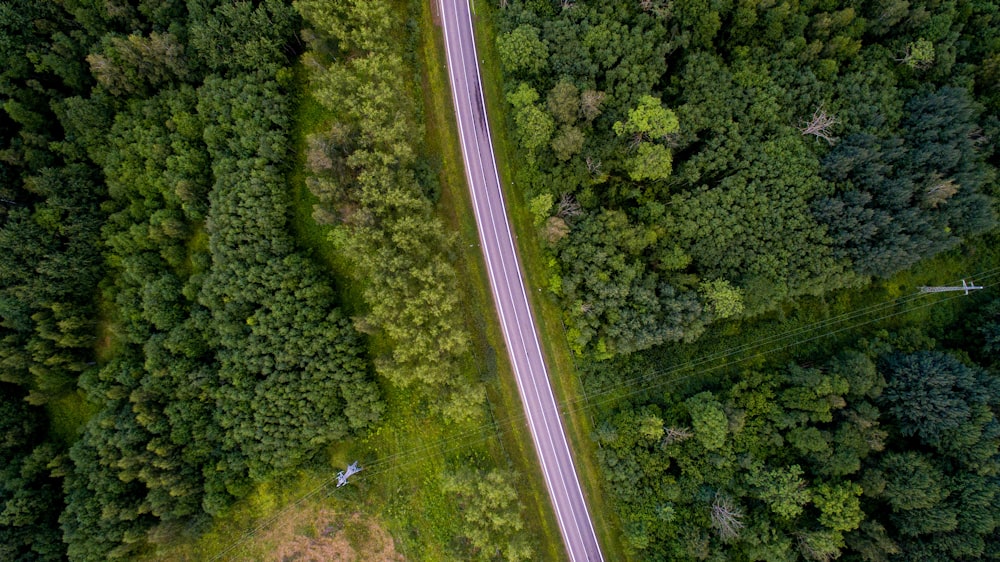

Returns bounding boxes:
[143,463,402,561]
[44,390,98,445]
[156,380,509,560]
[227,504,403,562]
[469,1,628,558]
[286,65,367,316]
[42,288,116,445]
[93,285,122,365]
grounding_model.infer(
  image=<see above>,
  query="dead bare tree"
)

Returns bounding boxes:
[556,193,582,219]
[561,0,576,9]
[710,496,745,542]
[923,175,959,208]
[579,90,606,122]
[585,155,602,177]
[498,0,509,9]
[895,47,918,68]
[627,130,646,150]
[661,426,693,446]
[797,532,838,562]
[800,107,839,145]
[305,133,334,173]
[639,0,673,18]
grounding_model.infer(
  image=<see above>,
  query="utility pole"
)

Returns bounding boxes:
[919,279,984,295]
[336,461,361,487]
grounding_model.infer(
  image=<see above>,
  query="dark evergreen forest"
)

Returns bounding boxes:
[494,0,1000,559]
[1,1,385,559]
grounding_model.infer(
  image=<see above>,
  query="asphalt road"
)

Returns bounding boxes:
[437,2,604,560]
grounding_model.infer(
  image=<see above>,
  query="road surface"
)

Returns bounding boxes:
[437,2,604,561]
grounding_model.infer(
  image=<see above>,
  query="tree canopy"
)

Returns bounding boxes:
[497,0,998,355]
[595,339,1000,561]
[2,2,384,559]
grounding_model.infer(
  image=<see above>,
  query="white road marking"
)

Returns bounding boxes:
[438,2,603,560]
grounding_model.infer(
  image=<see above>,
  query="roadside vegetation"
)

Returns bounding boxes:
[470,0,630,554]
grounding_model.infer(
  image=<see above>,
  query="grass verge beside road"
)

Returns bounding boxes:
[469,1,629,559]
[418,0,564,557]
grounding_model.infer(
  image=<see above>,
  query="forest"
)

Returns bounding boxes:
[491,0,1000,559]
[295,0,485,422]
[592,297,1000,561]
[3,0,1000,560]
[496,0,999,356]
[2,0,535,559]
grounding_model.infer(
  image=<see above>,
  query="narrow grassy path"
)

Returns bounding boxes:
[608,232,1000,404]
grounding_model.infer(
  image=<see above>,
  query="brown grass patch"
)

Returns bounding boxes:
[261,507,404,562]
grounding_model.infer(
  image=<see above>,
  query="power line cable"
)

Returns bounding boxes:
[575,284,988,415]
[478,271,1000,441]
[569,268,1000,410]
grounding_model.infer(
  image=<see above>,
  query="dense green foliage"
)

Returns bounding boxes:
[2,1,383,559]
[198,74,381,479]
[492,3,1000,558]
[442,468,535,561]
[497,0,998,355]
[5,0,999,559]
[0,164,104,405]
[1,0,103,407]
[2,3,108,556]
[596,328,1000,560]
[296,0,484,422]
[0,384,64,561]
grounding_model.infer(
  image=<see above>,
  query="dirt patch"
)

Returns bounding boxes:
[430,0,441,27]
[263,508,404,562]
